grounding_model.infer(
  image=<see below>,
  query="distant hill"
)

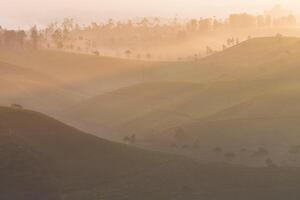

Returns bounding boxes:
[0,49,183,96]
[63,77,287,142]
[174,37,300,83]
[2,37,300,107]
[177,88,300,164]
[61,37,300,166]
[63,81,204,138]
[4,107,300,199]
[0,49,194,118]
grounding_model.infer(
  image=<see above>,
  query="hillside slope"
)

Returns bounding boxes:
[61,37,300,166]
[176,87,300,163]
[0,61,83,115]
[176,37,300,82]
[0,125,60,200]
[4,37,299,118]
[63,77,288,142]
[0,49,184,96]
[63,81,205,137]
[5,107,300,199]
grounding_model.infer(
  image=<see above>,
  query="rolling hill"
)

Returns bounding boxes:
[64,79,273,138]
[0,49,196,119]
[0,106,208,199]
[0,61,83,115]
[177,87,300,165]
[0,49,186,96]
[3,37,298,117]
[63,81,204,137]
[173,37,300,82]
[4,106,300,200]
[3,36,300,167]
[61,37,300,166]
[0,125,60,200]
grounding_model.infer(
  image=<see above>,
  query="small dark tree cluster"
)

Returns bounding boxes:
[0,26,41,50]
[123,134,136,144]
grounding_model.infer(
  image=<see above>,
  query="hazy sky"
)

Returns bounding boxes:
[1,0,299,28]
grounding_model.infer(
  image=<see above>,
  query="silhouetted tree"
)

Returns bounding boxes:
[213,147,223,155]
[11,104,23,110]
[252,147,269,158]
[265,158,276,168]
[174,127,185,141]
[3,30,17,48]
[123,134,136,144]
[224,152,236,160]
[52,29,63,48]
[192,139,200,148]
[16,31,26,48]
[93,50,100,56]
[125,50,132,58]
[222,44,227,51]
[130,134,136,144]
[30,26,39,49]
[289,145,300,154]
[236,38,240,45]
[240,148,247,153]
[206,46,213,55]
[146,53,152,60]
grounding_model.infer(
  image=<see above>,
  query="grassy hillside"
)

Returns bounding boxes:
[61,37,300,166]
[0,107,175,190]
[4,37,298,117]
[166,37,300,165]
[175,37,300,82]
[0,124,60,200]
[177,87,300,165]
[64,80,272,138]
[0,106,211,199]
[1,37,300,99]
[0,49,186,96]
[3,36,300,167]
[64,81,300,166]
[0,61,83,115]
[64,76,295,143]
[4,106,300,199]
[63,81,204,137]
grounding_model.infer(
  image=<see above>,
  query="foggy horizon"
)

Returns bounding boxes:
[1,0,299,28]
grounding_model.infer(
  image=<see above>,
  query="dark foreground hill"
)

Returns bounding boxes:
[0,125,60,200]
[3,106,300,199]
